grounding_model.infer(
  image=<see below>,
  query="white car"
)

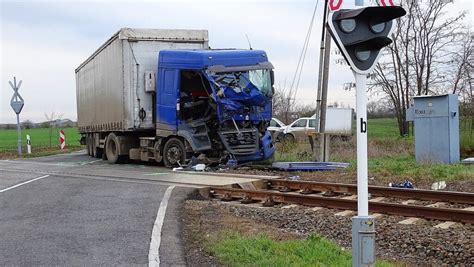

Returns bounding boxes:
[282,117,318,142]
[268,118,286,141]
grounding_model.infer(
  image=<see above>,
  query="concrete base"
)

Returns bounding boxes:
[352,216,376,267]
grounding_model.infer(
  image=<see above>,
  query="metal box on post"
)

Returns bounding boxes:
[410,94,460,164]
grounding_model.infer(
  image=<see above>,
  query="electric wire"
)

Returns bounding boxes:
[289,0,319,100]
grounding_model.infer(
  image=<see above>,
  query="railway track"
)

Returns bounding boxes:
[207,179,474,224]
[265,179,474,204]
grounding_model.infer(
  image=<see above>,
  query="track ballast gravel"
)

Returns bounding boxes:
[193,200,473,266]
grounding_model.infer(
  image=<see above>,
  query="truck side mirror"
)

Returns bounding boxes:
[270,70,275,95]
[270,70,275,86]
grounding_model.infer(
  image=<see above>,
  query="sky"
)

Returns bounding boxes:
[1,0,473,123]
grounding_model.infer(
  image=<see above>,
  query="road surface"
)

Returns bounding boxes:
[0,151,262,266]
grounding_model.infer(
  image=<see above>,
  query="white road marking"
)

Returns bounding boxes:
[0,175,50,193]
[149,186,175,267]
[80,159,103,165]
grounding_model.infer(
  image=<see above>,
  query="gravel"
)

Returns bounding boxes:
[188,199,474,266]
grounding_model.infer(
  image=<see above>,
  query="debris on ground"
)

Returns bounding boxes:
[272,161,350,171]
[288,175,301,181]
[388,180,414,189]
[431,181,447,190]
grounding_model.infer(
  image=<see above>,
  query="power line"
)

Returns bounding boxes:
[289,0,319,99]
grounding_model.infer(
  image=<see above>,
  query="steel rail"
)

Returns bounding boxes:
[209,187,474,224]
[266,179,474,205]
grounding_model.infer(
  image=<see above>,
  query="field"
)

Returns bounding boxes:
[0,127,82,157]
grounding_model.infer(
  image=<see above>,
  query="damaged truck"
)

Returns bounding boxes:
[76,28,275,167]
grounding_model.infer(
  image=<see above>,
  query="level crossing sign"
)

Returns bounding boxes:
[9,77,24,115]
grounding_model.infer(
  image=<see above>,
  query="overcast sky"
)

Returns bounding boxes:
[1,0,472,123]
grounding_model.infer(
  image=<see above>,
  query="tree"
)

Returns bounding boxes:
[22,120,34,129]
[272,85,319,123]
[272,84,297,124]
[449,30,473,98]
[371,0,468,136]
[44,112,63,148]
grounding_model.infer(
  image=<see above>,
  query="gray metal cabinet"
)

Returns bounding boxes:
[410,94,460,164]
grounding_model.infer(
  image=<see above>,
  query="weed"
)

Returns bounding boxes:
[206,231,396,267]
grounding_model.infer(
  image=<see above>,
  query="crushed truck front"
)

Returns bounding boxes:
[156,49,275,164]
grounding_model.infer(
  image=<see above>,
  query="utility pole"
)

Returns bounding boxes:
[315,0,331,162]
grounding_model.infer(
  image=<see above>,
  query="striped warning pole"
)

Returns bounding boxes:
[59,130,66,150]
[26,134,32,154]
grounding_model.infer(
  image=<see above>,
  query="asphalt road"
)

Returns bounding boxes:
[0,152,193,266]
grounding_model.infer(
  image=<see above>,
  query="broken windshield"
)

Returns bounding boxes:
[211,69,273,98]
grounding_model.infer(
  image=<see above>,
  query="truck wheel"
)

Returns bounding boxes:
[163,138,186,168]
[105,133,121,164]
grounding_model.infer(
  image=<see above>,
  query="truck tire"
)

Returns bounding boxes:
[163,137,186,168]
[105,133,121,164]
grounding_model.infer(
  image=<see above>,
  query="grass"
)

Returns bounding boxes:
[367,118,403,139]
[344,154,473,183]
[0,127,81,150]
[274,118,473,182]
[207,231,396,267]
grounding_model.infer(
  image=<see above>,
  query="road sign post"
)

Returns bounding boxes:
[59,130,66,150]
[326,5,406,266]
[9,77,25,156]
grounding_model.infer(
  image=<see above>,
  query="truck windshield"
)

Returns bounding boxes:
[211,69,273,97]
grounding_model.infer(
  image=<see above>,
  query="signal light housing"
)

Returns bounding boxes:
[327,6,406,74]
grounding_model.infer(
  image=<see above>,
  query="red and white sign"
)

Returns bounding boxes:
[377,0,395,6]
[329,0,343,11]
[59,130,66,150]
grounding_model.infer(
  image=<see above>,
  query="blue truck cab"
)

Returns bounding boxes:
[153,49,275,166]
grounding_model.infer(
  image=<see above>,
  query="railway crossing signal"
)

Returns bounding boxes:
[326,5,406,267]
[9,77,25,156]
[327,6,406,74]
[10,77,24,114]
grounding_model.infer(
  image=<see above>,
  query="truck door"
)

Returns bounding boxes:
[157,69,179,131]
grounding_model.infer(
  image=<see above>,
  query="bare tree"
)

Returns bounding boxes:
[272,83,298,124]
[44,112,63,148]
[371,0,468,136]
[450,30,473,98]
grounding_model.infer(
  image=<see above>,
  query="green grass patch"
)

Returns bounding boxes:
[0,127,81,150]
[345,154,473,182]
[367,118,402,139]
[207,232,395,267]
